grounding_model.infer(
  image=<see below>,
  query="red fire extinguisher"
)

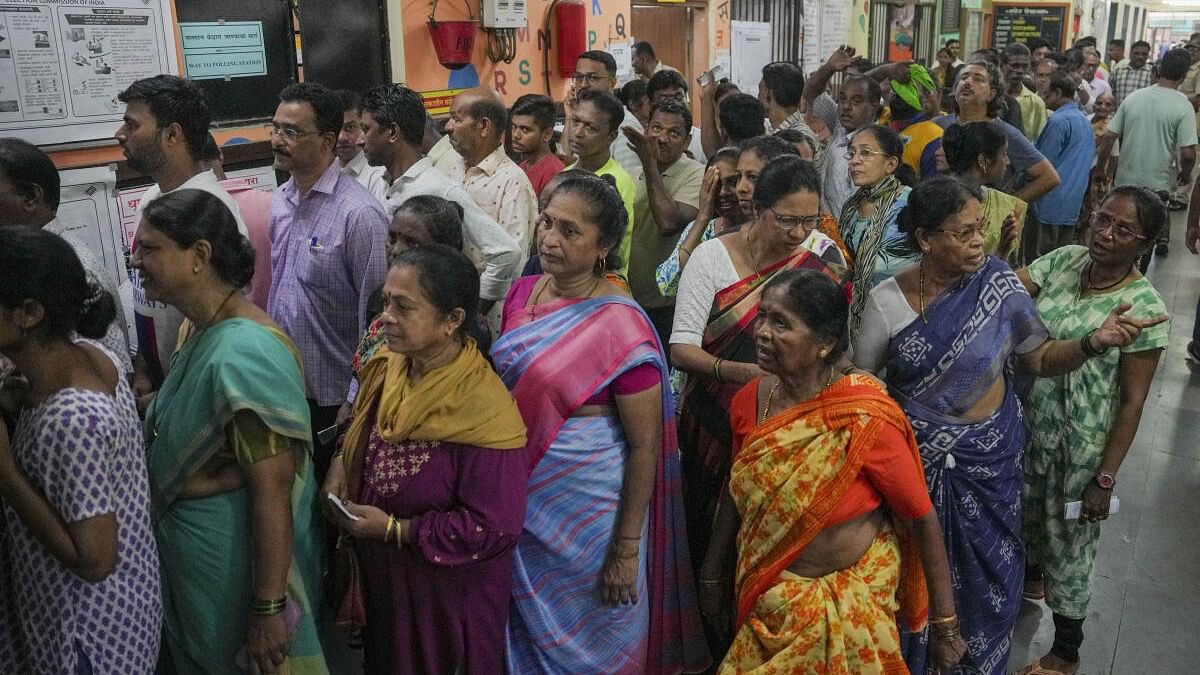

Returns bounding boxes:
[555,0,586,78]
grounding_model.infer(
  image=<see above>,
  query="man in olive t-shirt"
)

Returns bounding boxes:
[624,100,705,343]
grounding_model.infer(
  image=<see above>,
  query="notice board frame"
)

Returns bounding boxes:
[988,1,1070,53]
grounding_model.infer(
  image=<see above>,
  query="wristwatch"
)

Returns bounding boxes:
[1094,471,1116,490]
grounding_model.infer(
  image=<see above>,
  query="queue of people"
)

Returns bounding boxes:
[0,34,1183,675]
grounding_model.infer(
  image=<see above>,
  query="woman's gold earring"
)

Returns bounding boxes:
[193,265,200,274]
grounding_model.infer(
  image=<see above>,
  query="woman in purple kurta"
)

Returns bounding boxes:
[324,246,528,675]
[0,228,160,674]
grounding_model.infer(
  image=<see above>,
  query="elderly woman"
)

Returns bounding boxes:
[1016,187,1170,675]
[671,153,846,653]
[851,176,1164,675]
[135,190,328,674]
[839,123,919,336]
[496,174,708,674]
[942,122,1024,260]
[0,228,160,674]
[324,245,528,674]
[699,269,966,673]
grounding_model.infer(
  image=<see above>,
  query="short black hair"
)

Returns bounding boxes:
[464,93,509,134]
[632,41,655,59]
[1047,71,1076,98]
[199,133,221,163]
[361,83,428,145]
[117,75,211,159]
[718,93,767,144]
[1131,40,1151,51]
[1159,48,1191,81]
[618,79,647,107]
[394,195,465,252]
[651,98,692,133]
[715,80,741,101]
[897,175,984,242]
[278,82,343,136]
[0,137,61,212]
[647,69,689,102]
[946,38,960,47]
[761,61,805,107]
[1002,42,1031,62]
[578,50,617,76]
[752,155,821,210]
[576,88,625,135]
[1064,48,1086,71]
[1026,37,1052,52]
[775,128,816,157]
[0,228,115,341]
[1109,39,1125,48]
[1074,35,1098,48]
[392,244,480,340]
[511,94,557,132]
[142,189,256,289]
[336,89,362,113]
[738,135,799,164]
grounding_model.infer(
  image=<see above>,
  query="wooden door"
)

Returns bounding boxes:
[631,5,692,83]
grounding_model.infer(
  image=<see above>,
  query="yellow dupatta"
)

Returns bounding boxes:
[729,375,929,631]
[341,339,526,492]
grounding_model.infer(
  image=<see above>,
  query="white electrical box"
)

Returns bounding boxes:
[482,0,527,28]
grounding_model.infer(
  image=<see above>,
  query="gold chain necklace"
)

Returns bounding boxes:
[528,274,602,321]
[760,367,838,424]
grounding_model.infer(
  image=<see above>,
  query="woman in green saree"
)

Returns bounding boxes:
[134,189,328,675]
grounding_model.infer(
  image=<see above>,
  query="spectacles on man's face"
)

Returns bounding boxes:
[767,206,824,233]
[265,123,319,143]
[937,216,987,242]
[1089,211,1147,241]
[571,72,612,85]
[843,146,889,161]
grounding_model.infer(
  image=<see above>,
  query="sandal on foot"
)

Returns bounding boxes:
[1012,658,1072,675]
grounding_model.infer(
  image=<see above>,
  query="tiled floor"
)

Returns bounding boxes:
[1007,212,1200,675]
[324,215,1200,675]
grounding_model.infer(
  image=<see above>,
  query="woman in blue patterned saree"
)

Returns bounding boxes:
[495,174,708,674]
[852,176,1162,675]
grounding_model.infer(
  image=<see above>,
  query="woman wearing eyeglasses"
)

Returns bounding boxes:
[837,124,919,338]
[670,154,846,654]
[1014,186,1169,675]
[852,176,1164,675]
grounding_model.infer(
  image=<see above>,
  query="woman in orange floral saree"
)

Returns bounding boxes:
[697,270,966,673]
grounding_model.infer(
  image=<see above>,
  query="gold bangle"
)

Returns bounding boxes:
[929,615,959,625]
[712,357,724,383]
[397,520,408,550]
[679,244,695,256]
[384,515,397,544]
[250,597,287,616]
[697,579,723,586]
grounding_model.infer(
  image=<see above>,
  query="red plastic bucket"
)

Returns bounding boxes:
[428,20,478,70]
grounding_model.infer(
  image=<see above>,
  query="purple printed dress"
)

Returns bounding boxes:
[356,426,528,675]
[0,341,161,674]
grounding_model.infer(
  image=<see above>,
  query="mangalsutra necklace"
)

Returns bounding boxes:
[760,368,837,424]
[528,274,602,321]
[1086,262,1133,292]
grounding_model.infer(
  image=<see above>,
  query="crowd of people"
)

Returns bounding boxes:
[0,30,1191,675]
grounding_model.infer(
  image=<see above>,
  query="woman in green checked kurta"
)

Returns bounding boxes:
[1014,186,1171,675]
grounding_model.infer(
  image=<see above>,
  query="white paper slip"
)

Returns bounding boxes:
[1063,497,1120,520]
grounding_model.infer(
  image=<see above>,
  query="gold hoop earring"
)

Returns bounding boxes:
[594,256,607,277]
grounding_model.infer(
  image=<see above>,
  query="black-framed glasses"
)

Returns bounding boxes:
[768,206,824,233]
[571,72,612,84]
[265,123,319,143]
[1089,211,1147,241]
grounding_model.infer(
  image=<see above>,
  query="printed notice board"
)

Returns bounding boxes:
[990,2,1069,52]
[180,21,267,80]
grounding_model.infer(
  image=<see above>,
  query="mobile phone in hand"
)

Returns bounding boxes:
[327,493,361,521]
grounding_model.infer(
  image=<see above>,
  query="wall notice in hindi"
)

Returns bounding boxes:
[180,21,267,80]
[0,0,176,146]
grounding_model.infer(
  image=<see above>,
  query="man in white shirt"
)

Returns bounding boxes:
[114,75,247,399]
[335,89,388,201]
[358,83,521,315]
[562,50,645,176]
[632,41,679,81]
[439,87,538,257]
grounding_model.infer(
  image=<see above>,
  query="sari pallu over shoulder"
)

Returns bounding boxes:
[493,295,711,674]
[730,375,929,633]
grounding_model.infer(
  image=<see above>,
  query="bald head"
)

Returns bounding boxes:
[446,87,508,164]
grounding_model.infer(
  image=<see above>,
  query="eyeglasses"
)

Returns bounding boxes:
[768,207,824,233]
[265,123,319,143]
[937,218,987,242]
[843,146,889,161]
[571,72,612,84]
[1089,211,1147,241]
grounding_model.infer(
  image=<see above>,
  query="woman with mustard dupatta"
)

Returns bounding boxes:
[699,270,966,673]
[137,191,328,674]
[670,156,846,636]
[323,246,528,674]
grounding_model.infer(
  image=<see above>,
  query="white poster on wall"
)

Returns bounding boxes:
[609,39,633,86]
[731,21,772,94]
[0,0,177,146]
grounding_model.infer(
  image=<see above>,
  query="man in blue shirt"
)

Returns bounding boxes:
[1029,71,1096,258]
